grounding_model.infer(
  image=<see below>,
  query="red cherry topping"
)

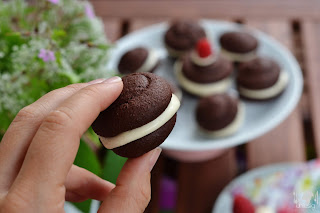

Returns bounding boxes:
[196,38,212,58]
[233,194,255,213]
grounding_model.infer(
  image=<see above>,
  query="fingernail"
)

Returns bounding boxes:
[149,147,162,171]
[102,76,122,84]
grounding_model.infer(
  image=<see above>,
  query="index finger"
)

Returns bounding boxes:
[12,77,123,192]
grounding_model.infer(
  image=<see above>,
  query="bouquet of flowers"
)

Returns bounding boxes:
[0,0,113,135]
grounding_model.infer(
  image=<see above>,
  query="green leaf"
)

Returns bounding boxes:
[87,127,101,147]
[102,150,127,184]
[49,71,80,90]
[0,109,14,133]
[51,29,67,41]
[20,77,49,102]
[72,139,102,212]
[73,200,91,213]
[97,43,111,50]
[74,139,102,176]
[59,71,81,84]
[4,32,27,47]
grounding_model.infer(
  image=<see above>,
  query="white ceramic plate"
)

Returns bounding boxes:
[107,20,303,155]
[212,163,301,213]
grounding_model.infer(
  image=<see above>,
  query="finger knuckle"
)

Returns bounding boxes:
[14,105,38,123]
[2,191,30,212]
[138,183,151,205]
[130,182,151,211]
[117,190,149,213]
[41,108,73,132]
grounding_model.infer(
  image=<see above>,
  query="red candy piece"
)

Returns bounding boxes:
[196,38,212,58]
[233,194,255,213]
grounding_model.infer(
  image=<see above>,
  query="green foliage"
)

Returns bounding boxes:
[103,150,127,184]
[73,140,102,212]
[0,0,113,134]
[73,200,92,213]
[74,139,102,176]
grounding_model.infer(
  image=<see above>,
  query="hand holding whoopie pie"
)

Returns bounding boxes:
[0,77,160,212]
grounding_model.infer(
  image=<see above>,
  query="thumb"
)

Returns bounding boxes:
[98,148,162,213]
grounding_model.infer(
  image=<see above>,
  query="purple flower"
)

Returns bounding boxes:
[38,49,56,62]
[85,4,95,19]
[47,0,59,4]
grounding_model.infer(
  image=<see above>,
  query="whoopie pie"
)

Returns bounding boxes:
[164,20,206,58]
[237,57,289,100]
[196,94,244,137]
[175,39,233,97]
[118,47,160,74]
[220,31,258,62]
[92,73,180,158]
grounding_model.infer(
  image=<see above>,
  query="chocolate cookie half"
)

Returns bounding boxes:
[220,31,258,62]
[164,20,206,58]
[175,39,233,97]
[196,94,244,137]
[92,73,180,158]
[118,47,159,74]
[237,57,289,100]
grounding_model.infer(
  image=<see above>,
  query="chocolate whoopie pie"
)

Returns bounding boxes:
[118,47,159,74]
[92,73,180,158]
[237,57,289,100]
[175,39,233,97]
[196,94,244,137]
[164,20,206,58]
[220,31,258,62]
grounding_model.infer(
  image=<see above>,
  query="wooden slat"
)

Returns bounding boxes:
[129,18,169,31]
[102,18,122,42]
[176,149,237,213]
[91,0,320,19]
[245,20,306,168]
[301,20,320,156]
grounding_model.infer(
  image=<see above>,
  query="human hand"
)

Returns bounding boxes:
[0,77,161,213]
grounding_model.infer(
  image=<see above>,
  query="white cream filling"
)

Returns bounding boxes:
[165,45,186,58]
[175,61,232,97]
[174,88,183,102]
[239,71,289,100]
[135,49,159,73]
[199,102,244,138]
[190,50,217,66]
[99,94,180,149]
[255,206,275,213]
[220,47,257,62]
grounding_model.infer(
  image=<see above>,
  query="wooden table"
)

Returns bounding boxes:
[90,1,320,212]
